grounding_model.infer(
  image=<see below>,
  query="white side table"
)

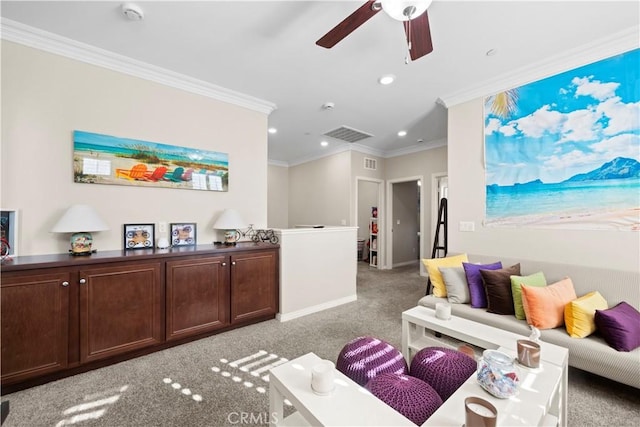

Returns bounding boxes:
[402,306,568,426]
[269,352,414,427]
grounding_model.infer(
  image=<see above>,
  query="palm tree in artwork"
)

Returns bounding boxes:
[486,88,519,119]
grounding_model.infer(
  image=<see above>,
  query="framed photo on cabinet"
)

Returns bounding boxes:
[170,223,196,247]
[124,223,155,250]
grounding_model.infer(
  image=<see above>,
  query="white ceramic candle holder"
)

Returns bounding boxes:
[311,360,335,396]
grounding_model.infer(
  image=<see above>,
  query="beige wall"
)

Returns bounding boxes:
[1,42,269,256]
[448,97,640,271]
[269,146,448,269]
[288,151,351,227]
[385,147,448,265]
[267,164,289,229]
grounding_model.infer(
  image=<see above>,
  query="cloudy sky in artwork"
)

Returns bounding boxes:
[484,48,639,186]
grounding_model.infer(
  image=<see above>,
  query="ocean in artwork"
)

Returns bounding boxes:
[486,178,640,222]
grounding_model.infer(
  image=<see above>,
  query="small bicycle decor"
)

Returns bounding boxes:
[237,224,279,244]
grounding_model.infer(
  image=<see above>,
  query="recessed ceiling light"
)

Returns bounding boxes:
[486,49,497,56]
[320,141,329,147]
[397,130,407,137]
[378,74,396,85]
[268,127,277,134]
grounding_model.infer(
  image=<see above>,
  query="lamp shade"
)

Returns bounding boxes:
[51,204,110,233]
[213,209,247,230]
[381,0,432,21]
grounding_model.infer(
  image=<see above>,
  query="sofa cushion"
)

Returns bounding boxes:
[565,291,608,338]
[521,277,577,329]
[511,272,547,320]
[480,264,521,315]
[462,261,503,308]
[439,266,470,304]
[423,254,468,298]
[595,302,640,352]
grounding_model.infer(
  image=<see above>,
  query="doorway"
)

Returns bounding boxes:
[386,176,424,270]
[356,177,383,268]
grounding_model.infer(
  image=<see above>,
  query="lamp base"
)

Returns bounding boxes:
[68,249,97,256]
[223,229,239,245]
[70,232,94,255]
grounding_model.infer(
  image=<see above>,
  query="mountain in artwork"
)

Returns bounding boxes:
[564,157,640,182]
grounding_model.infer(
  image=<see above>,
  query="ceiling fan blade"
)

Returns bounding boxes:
[316,1,381,48]
[404,11,433,61]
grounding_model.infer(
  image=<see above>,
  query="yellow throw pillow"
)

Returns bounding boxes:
[422,254,468,298]
[565,291,608,338]
[521,277,577,329]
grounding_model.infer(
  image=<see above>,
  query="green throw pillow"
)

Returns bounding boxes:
[511,272,547,320]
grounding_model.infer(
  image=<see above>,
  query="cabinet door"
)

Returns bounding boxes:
[1,272,70,384]
[166,256,229,341]
[230,249,278,324]
[79,262,162,363]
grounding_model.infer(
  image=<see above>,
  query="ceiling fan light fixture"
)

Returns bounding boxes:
[380,0,432,21]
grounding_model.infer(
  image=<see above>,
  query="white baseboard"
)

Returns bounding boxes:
[276,295,357,322]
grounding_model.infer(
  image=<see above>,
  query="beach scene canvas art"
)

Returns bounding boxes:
[73,131,229,191]
[484,48,640,230]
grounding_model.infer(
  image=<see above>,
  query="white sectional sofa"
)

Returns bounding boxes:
[418,254,640,389]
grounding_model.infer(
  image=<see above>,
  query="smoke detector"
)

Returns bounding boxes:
[322,102,335,110]
[122,3,144,21]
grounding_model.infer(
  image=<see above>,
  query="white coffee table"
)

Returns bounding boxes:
[402,305,568,426]
[269,352,414,426]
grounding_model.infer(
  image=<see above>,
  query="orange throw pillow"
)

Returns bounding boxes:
[521,277,577,329]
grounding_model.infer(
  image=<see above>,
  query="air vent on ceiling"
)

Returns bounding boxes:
[323,126,373,143]
[364,157,377,171]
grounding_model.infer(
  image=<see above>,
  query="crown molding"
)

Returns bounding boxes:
[438,26,639,108]
[383,138,447,159]
[275,137,447,167]
[268,159,289,168]
[0,18,277,115]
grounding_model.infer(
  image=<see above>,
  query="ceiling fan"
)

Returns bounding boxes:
[316,0,434,62]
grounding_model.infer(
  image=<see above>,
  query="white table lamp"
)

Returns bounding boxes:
[51,204,109,255]
[213,209,247,245]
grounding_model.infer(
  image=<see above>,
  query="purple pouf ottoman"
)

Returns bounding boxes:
[336,336,408,386]
[366,373,443,425]
[409,346,476,401]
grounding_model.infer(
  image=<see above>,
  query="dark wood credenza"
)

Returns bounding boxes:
[0,243,279,394]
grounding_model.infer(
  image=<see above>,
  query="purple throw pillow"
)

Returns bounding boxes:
[594,302,640,352]
[462,261,503,308]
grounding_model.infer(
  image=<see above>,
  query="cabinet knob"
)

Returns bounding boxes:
[232,261,236,265]
[79,278,87,284]
[222,262,226,266]
[61,281,69,287]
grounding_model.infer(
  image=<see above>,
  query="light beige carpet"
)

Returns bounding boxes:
[1,262,638,426]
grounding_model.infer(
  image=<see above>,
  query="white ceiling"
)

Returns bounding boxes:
[2,1,639,165]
